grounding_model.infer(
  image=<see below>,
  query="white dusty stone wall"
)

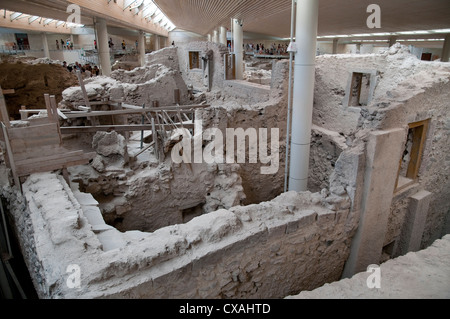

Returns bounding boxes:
[313,44,450,262]
[3,172,357,299]
[287,234,450,299]
[69,131,246,233]
[177,41,229,91]
[194,60,290,205]
[61,48,188,110]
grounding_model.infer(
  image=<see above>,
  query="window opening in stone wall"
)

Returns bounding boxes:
[395,119,430,192]
[348,72,372,106]
[189,51,200,69]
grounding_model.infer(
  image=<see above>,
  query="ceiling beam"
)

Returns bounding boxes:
[0,12,73,34]
[67,0,169,36]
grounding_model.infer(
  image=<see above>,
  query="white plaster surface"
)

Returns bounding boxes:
[288,234,450,299]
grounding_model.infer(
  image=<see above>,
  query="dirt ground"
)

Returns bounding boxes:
[0,55,78,120]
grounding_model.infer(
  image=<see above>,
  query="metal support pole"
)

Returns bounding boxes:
[288,0,319,192]
[284,0,296,193]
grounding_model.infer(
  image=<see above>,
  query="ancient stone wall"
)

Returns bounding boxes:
[3,172,356,299]
[177,41,229,91]
[313,44,450,262]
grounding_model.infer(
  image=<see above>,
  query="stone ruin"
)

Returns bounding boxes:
[0,42,449,298]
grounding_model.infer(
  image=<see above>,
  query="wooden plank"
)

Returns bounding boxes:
[44,94,53,121]
[151,117,159,162]
[15,150,84,167]
[60,124,195,134]
[16,155,94,177]
[8,123,61,154]
[49,95,63,144]
[19,109,43,114]
[63,104,211,119]
[12,145,62,162]
[131,141,155,158]
[8,123,59,140]
[0,86,11,128]
[20,106,28,120]
[57,109,68,120]
[1,89,15,95]
[76,70,92,109]
[406,120,429,180]
[28,117,52,126]
[1,123,20,188]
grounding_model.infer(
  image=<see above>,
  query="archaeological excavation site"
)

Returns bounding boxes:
[0,0,449,300]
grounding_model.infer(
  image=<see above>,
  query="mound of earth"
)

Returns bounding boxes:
[0,58,78,120]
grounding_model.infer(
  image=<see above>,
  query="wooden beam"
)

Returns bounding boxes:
[76,70,92,110]
[43,94,53,121]
[1,123,20,188]
[64,104,210,119]
[60,124,195,134]
[0,86,11,128]
[49,96,62,144]
[1,89,15,95]
[57,109,68,120]
[131,141,155,159]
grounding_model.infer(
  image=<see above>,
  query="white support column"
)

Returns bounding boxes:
[288,0,319,192]
[139,31,146,67]
[41,32,50,58]
[332,38,339,54]
[212,29,218,43]
[207,34,211,42]
[220,26,227,45]
[442,34,450,62]
[155,35,160,51]
[95,18,111,76]
[233,18,244,80]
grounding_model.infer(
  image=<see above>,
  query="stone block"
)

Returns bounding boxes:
[397,190,432,255]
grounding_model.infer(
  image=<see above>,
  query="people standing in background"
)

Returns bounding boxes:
[135,40,139,50]
[93,65,100,76]
[56,40,60,50]
[122,40,126,50]
[61,39,65,49]
[94,39,97,50]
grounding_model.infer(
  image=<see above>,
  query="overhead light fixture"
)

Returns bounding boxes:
[352,33,372,37]
[432,28,450,33]
[397,30,430,35]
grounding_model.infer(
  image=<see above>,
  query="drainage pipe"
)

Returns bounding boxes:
[284,0,296,192]
[288,0,319,192]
